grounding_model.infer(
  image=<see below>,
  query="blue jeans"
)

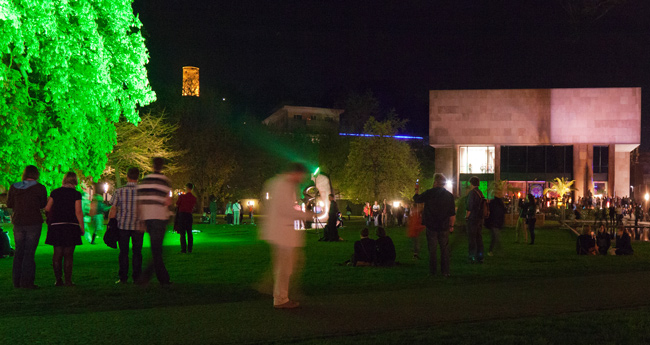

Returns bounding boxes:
[13,225,42,288]
[142,220,170,284]
[426,228,450,275]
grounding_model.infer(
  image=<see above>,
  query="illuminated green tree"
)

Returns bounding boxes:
[342,116,420,202]
[0,0,156,190]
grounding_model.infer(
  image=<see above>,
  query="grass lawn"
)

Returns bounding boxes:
[1,216,650,344]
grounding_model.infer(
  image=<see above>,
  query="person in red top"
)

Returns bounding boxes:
[176,183,197,253]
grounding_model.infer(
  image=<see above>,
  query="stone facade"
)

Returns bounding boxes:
[429,88,641,198]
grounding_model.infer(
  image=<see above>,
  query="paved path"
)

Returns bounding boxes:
[3,270,650,344]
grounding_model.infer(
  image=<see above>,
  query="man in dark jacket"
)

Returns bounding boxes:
[465,176,485,263]
[486,194,506,256]
[7,165,48,289]
[352,228,376,266]
[413,173,456,276]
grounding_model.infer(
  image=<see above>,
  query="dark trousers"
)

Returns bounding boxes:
[142,220,170,284]
[12,225,41,288]
[177,212,193,253]
[118,230,144,282]
[528,218,536,244]
[466,219,484,261]
[489,227,501,252]
[426,228,450,275]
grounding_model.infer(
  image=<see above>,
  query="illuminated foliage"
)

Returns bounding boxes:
[343,116,420,201]
[544,177,578,199]
[105,111,180,187]
[0,0,156,190]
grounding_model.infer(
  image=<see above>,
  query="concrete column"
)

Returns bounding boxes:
[494,145,501,182]
[434,146,455,194]
[608,145,616,197]
[586,144,594,195]
[573,144,587,199]
[614,146,631,198]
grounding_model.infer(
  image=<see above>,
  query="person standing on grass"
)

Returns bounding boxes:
[209,197,217,225]
[109,167,143,284]
[88,187,108,244]
[465,176,485,263]
[525,194,537,245]
[413,173,456,276]
[7,165,48,289]
[136,157,172,286]
[45,172,84,287]
[259,163,314,309]
[176,183,197,254]
[363,202,371,226]
[225,200,233,225]
[233,200,242,225]
[514,198,527,243]
[486,193,506,256]
[320,194,340,241]
[248,202,255,225]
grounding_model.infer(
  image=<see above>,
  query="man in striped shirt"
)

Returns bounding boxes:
[108,167,143,284]
[136,157,172,286]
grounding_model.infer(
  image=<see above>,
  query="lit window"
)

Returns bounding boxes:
[459,146,495,174]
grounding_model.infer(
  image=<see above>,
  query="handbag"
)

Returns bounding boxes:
[103,218,119,249]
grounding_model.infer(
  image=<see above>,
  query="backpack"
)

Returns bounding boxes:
[474,189,490,219]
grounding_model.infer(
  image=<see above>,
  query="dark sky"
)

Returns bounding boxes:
[133,0,650,141]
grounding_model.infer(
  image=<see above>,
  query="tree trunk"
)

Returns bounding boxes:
[115,162,122,188]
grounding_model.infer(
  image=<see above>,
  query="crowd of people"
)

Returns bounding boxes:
[2,160,643,310]
[362,200,408,227]
[6,159,180,289]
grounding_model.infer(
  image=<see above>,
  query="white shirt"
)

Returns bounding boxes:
[259,174,308,248]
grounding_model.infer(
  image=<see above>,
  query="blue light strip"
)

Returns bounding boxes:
[339,133,424,140]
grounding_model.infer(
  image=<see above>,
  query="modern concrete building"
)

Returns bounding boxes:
[263,105,344,134]
[429,88,641,198]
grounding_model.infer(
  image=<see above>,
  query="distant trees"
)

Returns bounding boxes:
[0,0,156,190]
[342,116,420,202]
[106,111,180,187]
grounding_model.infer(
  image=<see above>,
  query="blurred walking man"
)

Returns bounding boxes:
[413,173,456,277]
[260,163,313,309]
[136,157,172,286]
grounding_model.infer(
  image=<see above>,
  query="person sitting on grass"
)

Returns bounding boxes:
[612,226,633,256]
[596,223,611,255]
[351,228,376,266]
[576,226,597,255]
[375,227,396,266]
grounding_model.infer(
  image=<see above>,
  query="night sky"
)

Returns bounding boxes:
[133,0,650,143]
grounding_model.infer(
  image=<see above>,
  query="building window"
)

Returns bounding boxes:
[593,146,609,174]
[294,114,302,120]
[459,146,495,174]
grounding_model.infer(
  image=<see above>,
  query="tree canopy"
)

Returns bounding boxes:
[342,116,420,202]
[0,0,155,190]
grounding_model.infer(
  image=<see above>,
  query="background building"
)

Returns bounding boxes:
[429,88,641,198]
[263,105,343,134]
[182,66,200,97]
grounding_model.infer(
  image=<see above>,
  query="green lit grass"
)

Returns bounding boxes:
[1,217,650,344]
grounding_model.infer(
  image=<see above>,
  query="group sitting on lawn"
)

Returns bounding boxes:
[347,227,396,266]
[576,224,633,256]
